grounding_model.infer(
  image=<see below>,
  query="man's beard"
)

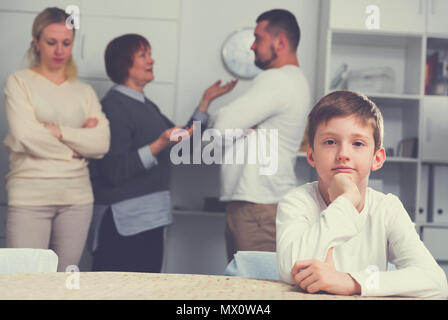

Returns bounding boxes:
[254,45,277,70]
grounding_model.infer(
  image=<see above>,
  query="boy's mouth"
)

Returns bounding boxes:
[332,166,355,173]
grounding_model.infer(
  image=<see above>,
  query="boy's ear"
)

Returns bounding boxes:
[306,144,316,168]
[371,147,386,172]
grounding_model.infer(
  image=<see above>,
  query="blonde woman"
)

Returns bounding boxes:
[3,7,110,271]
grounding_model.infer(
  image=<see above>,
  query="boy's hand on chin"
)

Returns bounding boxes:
[328,173,362,212]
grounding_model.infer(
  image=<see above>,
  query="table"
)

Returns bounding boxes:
[0,272,414,300]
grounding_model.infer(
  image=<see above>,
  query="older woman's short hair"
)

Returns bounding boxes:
[104,34,150,84]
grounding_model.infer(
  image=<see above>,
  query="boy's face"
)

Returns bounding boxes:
[307,115,385,193]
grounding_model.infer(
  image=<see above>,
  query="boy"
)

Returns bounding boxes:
[276,90,448,298]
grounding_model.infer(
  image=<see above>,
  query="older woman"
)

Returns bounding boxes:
[89,34,236,272]
[4,7,110,272]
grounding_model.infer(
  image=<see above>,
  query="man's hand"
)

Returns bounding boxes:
[328,173,362,212]
[291,248,361,296]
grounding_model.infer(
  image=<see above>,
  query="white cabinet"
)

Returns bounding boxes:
[76,0,181,83]
[80,0,180,19]
[0,206,6,248]
[0,11,36,205]
[0,11,43,73]
[328,0,425,34]
[421,96,448,162]
[73,5,181,119]
[328,33,423,95]
[422,227,448,260]
[416,165,430,223]
[77,16,179,83]
[164,211,227,275]
[431,166,448,223]
[426,0,448,36]
[0,0,80,12]
[327,0,448,36]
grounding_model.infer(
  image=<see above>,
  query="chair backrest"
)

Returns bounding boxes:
[0,248,58,274]
[224,251,398,281]
[387,262,396,271]
[224,251,280,280]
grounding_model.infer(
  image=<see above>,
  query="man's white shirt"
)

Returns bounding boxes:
[211,65,311,204]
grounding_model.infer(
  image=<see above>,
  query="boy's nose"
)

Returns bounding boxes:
[337,154,350,162]
[336,144,350,161]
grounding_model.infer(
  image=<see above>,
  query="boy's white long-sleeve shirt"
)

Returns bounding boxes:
[276,181,448,298]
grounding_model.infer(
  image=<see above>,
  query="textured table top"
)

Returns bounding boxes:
[0,272,414,300]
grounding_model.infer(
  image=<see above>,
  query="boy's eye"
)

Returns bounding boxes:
[353,141,364,147]
[324,140,335,145]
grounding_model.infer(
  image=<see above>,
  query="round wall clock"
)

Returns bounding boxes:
[221,27,262,79]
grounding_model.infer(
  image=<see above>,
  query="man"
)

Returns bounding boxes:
[201,9,311,261]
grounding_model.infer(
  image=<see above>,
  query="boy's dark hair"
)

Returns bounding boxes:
[307,90,384,152]
[105,34,150,84]
[256,9,301,51]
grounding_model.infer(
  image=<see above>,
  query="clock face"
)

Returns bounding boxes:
[221,27,262,79]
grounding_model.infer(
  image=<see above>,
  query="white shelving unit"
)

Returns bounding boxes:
[310,0,448,270]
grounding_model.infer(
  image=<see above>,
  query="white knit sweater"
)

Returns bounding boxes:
[3,69,110,206]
